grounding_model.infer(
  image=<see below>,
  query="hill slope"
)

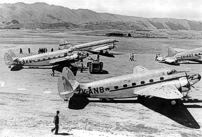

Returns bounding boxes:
[0,2,202,31]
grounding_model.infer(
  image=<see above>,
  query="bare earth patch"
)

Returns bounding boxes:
[0,29,202,137]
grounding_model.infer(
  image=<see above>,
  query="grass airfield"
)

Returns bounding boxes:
[0,29,202,137]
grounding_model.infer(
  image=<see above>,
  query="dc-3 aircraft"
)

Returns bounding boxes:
[4,39,118,75]
[58,66,201,108]
[156,45,202,65]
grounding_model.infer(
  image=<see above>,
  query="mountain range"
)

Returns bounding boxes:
[0,2,202,31]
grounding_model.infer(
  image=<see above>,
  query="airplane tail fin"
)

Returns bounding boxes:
[161,44,178,57]
[58,67,80,101]
[7,50,16,58]
[4,50,15,65]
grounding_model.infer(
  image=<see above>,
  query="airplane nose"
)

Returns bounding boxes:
[187,73,201,85]
[198,74,201,80]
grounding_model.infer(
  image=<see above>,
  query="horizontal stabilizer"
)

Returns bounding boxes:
[60,91,72,95]
[163,57,179,65]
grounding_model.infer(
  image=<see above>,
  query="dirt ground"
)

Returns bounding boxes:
[0,29,202,137]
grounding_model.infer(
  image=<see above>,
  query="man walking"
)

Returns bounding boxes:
[51,110,60,134]
[28,48,31,54]
[20,48,23,54]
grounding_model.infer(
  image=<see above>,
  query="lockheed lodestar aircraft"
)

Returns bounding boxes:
[58,66,200,106]
[57,66,201,128]
[4,39,118,75]
[156,45,202,65]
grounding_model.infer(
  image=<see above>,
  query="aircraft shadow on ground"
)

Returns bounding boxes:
[90,70,109,74]
[56,132,73,136]
[87,97,201,129]
[180,62,201,64]
[138,97,200,129]
[10,66,23,71]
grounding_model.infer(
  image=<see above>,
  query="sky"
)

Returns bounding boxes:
[0,0,202,21]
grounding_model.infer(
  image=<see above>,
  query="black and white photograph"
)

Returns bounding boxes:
[0,0,202,136]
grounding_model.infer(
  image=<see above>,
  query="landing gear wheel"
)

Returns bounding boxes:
[171,100,177,106]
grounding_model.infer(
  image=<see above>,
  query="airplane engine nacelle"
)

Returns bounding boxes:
[171,77,189,92]
[178,77,189,92]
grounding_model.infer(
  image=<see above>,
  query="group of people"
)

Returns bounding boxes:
[38,48,48,54]
[20,47,55,54]
[20,48,31,54]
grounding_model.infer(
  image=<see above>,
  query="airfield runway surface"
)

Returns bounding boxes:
[0,29,202,137]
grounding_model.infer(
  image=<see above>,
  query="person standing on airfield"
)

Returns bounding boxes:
[28,48,31,54]
[20,48,23,54]
[51,110,60,134]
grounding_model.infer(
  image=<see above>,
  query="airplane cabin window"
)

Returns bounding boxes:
[141,81,145,84]
[149,79,154,82]
[160,77,164,80]
[114,86,119,89]
[123,84,127,88]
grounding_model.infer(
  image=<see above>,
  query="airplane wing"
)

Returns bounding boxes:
[86,43,124,57]
[173,48,187,52]
[161,57,178,65]
[71,39,118,51]
[91,44,115,51]
[133,65,149,74]
[135,84,183,99]
[49,53,78,64]
[87,50,115,57]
